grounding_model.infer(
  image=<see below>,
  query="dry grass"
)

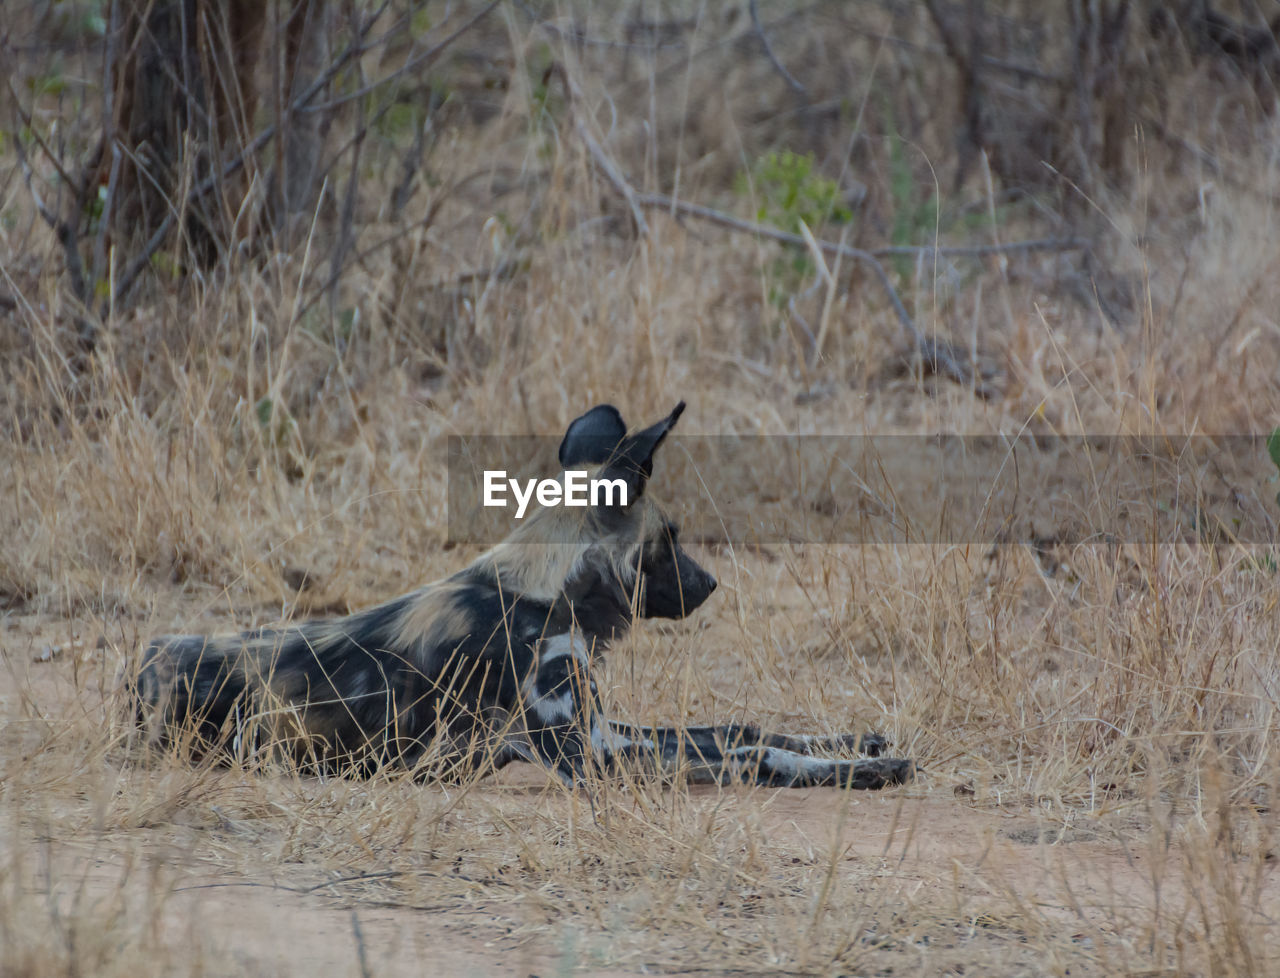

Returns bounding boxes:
[3,2,1280,975]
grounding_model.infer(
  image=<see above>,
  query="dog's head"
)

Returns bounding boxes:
[556,401,717,620]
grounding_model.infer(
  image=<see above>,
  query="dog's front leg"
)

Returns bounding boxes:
[520,633,607,787]
[740,728,891,757]
[604,721,913,788]
[605,722,887,759]
[715,747,914,788]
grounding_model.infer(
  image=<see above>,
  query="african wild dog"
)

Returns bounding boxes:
[133,403,913,789]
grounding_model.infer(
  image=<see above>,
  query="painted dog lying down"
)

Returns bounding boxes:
[134,403,914,790]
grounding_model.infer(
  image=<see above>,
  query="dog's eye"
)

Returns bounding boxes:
[664,523,679,543]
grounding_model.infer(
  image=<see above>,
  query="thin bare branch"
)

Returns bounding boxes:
[635,191,1085,261]
[544,63,649,237]
[579,126,649,237]
[7,82,85,200]
[869,237,1089,258]
[302,0,502,115]
[350,910,373,978]
[390,91,437,214]
[540,62,650,236]
[294,168,523,321]
[750,0,807,95]
[12,133,89,311]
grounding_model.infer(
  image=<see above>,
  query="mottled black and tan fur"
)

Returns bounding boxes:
[133,403,913,789]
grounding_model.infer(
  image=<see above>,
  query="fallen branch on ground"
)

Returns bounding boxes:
[627,191,1086,396]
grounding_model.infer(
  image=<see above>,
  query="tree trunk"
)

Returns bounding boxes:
[272,0,332,246]
[92,0,328,283]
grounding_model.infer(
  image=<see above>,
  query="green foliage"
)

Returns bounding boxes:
[734,151,852,315]
[736,150,852,234]
[26,71,67,99]
[527,45,566,147]
[254,397,298,448]
[886,128,936,261]
[83,182,107,229]
[148,251,181,280]
[255,397,274,428]
[1248,552,1278,574]
[1250,429,1280,571]
[337,307,358,342]
[410,7,434,37]
[298,306,357,346]
[882,113,1015,280]
[40,0,106,40]
[373,98,422,141]
[250,397,305,480]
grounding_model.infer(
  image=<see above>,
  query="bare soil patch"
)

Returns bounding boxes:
[5,578,1276,977]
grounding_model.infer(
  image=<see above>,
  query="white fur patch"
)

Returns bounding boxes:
[589,719,653,755]
[727,746,831,780]
[538,632,590,665]
[530,689,575,724]
[519,633,592,727]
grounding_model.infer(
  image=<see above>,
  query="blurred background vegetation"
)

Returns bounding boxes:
[4,1,1278,368]
[5,0,1280,600]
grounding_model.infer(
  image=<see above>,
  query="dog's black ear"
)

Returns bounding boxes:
[601,401,686,501]
[559,404,628,468]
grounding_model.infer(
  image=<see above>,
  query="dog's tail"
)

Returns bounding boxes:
[133,634,262,752]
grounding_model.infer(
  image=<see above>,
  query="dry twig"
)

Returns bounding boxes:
[9,121,95,349]
[545,63,649,236]
[750,0,808,95]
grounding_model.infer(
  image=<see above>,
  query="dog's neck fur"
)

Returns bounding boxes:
[463,542,636,648]
[548,552,635,643]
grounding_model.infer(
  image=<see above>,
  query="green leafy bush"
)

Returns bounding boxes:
[737,151,852,233]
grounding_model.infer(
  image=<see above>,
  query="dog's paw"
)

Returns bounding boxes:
[857,732,888,757]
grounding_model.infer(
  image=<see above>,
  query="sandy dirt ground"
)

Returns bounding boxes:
[3,607,1276,977]
[14,793,1191,977]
